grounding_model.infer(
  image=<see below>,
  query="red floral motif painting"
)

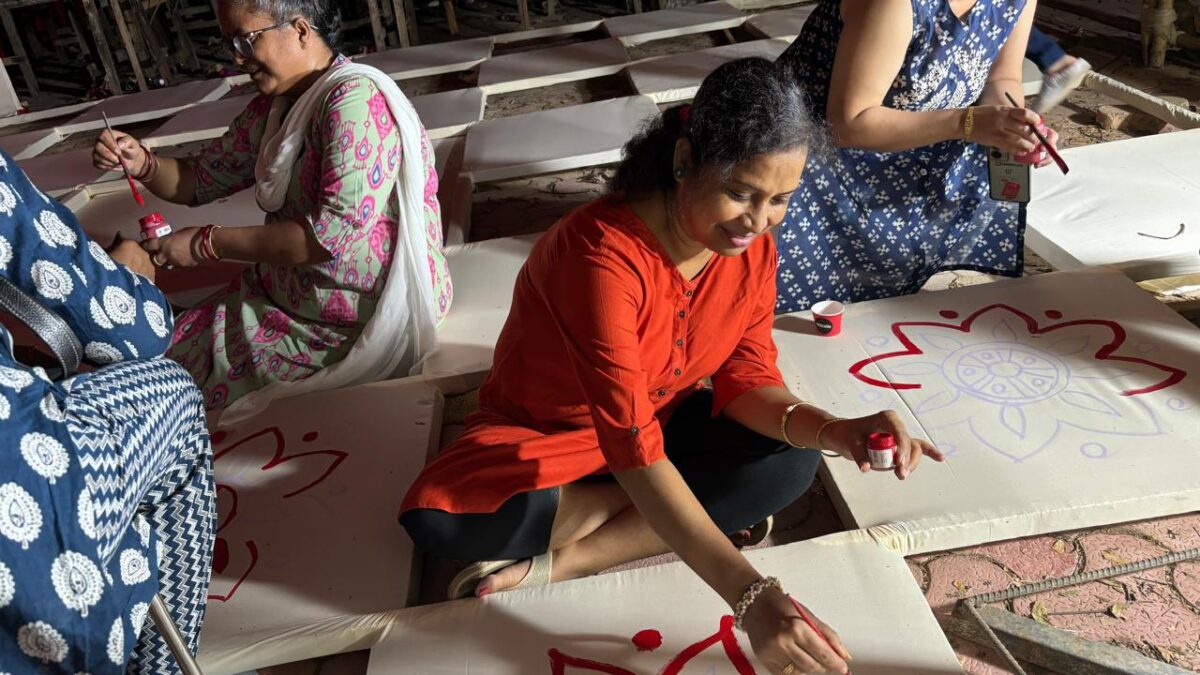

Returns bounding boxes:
[548,616,757,674]
[208,427,348,602]
[848,304,1188,462]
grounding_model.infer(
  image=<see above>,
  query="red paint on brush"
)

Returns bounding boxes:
[790,596,851,674]
[126,172,144,206]
[631,629,662,652]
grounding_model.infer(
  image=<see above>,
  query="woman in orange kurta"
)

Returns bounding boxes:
[402,58,944,675]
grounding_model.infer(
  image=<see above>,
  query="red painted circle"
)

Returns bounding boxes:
[939,310,959,319]
[303,431,319,442]
[1045,310,1064,319]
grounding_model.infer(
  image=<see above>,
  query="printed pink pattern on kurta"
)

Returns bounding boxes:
[168,56,452,409]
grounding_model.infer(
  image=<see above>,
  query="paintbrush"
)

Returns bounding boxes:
[101,111,145,206]
[789,595,852,674]
[1004,92,1069,175]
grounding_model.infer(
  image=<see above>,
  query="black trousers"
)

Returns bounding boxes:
[401,390,821,562]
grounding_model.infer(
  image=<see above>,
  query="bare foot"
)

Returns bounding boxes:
[475,559,531,597]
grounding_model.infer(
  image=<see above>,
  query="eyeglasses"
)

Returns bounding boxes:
[227,20,294,59]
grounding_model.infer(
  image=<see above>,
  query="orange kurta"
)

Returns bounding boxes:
[401,196,785,514]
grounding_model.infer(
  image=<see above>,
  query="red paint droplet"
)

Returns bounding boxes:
[632,629,663,652]
[303,431,319,442]
[1045,310,1063,319]
[939,310,959,319]
[211,431,228,444]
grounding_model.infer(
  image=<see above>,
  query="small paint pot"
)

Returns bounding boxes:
[867,432,897,472]
[1014,118,1050,165]
[811,300,845,337]
[139,212,172,240]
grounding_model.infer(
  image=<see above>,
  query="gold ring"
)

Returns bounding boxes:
[782,663,796,675]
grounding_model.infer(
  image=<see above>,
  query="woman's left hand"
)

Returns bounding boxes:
[819,410,946,480]
[141,227,202,269]
[1035,126,1062,169]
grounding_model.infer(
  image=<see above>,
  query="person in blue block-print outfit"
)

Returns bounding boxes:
[773,0,1061,313]
[0,149,214,674]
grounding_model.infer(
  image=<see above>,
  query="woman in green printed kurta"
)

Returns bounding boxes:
[93,0,451,413]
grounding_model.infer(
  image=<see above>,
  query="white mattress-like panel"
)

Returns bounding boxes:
[198,379,443,674]
[419,233,539,385]
[628,38,790,103]
[1027,129,1200,281]
[365,533,961,674]
[603,1,746,45]
[774,270,1200,555]
[462,95,659,183]
[58,79,232,134]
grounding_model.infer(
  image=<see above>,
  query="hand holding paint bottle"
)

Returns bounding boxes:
[817,411,946,479]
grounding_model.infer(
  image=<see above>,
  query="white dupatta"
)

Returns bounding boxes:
[218,62,438,426]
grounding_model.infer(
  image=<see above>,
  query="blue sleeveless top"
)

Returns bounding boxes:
[774,0,1028,313]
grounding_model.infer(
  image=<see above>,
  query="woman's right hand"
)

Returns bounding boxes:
[969,105,1041,156]
[93,129,148,175]
[743,586,851,674]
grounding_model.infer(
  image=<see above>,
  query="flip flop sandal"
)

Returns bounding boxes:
[740,515,774,548]
[447,559,516,599]
[446,551,554,599]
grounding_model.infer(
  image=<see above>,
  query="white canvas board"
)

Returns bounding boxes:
[69,185,263,244]
[420,233,539,381]
[1023,58,1042,96]
[627,39,790,103]
[68,187,262,306]
[477,38,629,95]
[18,147,119,196]
[432,136,473,244]
[0,126,62,160]
[413,87,486,140]
[198,380,443,674]
[603,1,746,45]
[1026,129,1200,281]
[355,38,495,81]
[745,5,815,40]
[492,19,604,44]
[462,95,659,182]
[0,100,96,129]
[366,533,961,675]
[0,64,21,118]
[773,270,1200,556]
[58,78,232,134]
[143,93,257,149]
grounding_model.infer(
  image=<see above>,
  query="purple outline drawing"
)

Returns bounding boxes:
[848,305,1187,463]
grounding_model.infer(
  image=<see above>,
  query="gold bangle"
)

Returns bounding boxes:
[963,106,975,141]
[815,417,843,450]
[209,225,223,260]
[780,401,808,447]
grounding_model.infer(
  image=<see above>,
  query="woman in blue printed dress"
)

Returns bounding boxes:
[0,150,214,673]
[773,0,1059,312]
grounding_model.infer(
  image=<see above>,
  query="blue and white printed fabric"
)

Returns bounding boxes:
[0,148,214,674]
[774,0,1028,313]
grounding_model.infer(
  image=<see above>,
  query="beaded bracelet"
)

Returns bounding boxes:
[733,576,782,631]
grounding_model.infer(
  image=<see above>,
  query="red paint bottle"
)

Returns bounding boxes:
[139,212,172,240]
[867,432,897,472]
